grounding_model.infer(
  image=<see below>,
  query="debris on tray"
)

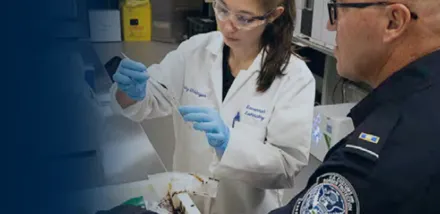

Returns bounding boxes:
[189,173,204,183]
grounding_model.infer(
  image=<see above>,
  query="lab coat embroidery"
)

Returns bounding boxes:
[243,105,267,122]
[183,85,208,98]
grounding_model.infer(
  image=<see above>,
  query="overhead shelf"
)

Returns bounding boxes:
[292,35,335,57]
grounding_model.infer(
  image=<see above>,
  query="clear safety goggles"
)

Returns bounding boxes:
[212,0,276,30]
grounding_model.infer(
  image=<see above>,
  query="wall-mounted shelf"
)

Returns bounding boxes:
[292,35,334,57]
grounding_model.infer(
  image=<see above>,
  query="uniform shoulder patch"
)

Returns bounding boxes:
[293,173,360,214]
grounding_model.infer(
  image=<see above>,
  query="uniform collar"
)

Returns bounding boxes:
[349,49,440,126]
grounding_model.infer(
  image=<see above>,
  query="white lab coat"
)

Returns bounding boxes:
[110,32,315,214]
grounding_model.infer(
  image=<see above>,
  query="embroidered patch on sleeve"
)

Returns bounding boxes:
[293,173,360,214]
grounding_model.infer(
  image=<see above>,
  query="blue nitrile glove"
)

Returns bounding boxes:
[179,106,230,153]
[113,58,149,101]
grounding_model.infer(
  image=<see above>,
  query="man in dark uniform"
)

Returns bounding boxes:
[271,0,440,213]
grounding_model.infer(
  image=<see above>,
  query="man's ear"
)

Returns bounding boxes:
[268,6,285,23]
[383,4,412,43]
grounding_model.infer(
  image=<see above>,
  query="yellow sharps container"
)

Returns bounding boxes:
[121,0,152,41]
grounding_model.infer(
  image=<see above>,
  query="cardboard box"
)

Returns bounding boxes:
[89,10,122,42]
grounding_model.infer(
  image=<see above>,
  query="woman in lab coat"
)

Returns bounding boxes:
[110,0,315,213]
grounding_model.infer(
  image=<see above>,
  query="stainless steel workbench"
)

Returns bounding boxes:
[98,113,167,186]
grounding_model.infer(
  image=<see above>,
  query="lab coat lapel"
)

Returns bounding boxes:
[206,36,224,108]
[222,50,264,106]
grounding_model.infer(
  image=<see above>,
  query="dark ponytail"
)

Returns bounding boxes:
[257,0,298,92]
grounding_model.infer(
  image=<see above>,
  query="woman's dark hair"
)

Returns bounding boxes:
[257,0,298,92]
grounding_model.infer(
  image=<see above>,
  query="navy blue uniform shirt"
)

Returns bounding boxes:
[270,50,440,214]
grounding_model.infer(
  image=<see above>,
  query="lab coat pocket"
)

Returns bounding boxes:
[233,121,267,143]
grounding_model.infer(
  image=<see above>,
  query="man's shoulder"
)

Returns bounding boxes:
[330,87,439,163]
[390,82,440,142]
[359,81,440,142]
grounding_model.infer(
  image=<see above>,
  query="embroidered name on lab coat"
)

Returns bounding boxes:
[244,105,266,121]
[183,86,207,98]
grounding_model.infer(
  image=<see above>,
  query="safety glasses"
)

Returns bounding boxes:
[212,0,277,30]
[327,1,419,25]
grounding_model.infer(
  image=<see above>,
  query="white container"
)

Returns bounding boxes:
[311,0,324,45]
[89,10,122,42]
[311,103,356,161]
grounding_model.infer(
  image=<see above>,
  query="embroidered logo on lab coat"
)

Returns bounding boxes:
[243,105,267,122]
[293,173,360,214]
[358,132,380,144]
[183,85,207,98]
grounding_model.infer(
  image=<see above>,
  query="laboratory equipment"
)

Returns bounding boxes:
[297,0,336,48]
[311,103,356,161]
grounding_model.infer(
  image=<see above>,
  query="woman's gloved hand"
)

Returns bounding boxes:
[179,106,230,153]
[113,58,149,101]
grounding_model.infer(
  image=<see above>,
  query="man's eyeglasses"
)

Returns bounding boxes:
[327,1,419,25]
